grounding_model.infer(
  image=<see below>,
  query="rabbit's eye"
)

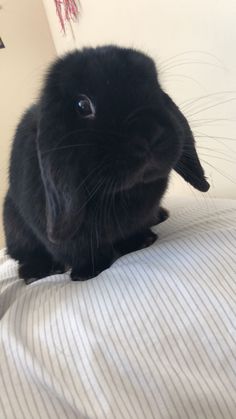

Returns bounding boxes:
[77,95,95,119]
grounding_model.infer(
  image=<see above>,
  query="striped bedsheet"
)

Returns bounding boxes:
[0,198,236,419]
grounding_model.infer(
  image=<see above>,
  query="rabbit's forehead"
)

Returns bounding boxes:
[67,67,156,92]
[62,63,159,116]
[60,49,159,98]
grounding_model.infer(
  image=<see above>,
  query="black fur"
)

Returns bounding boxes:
[3,45,210,283]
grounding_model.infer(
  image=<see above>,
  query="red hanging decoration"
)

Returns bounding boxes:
[54,0,80,33]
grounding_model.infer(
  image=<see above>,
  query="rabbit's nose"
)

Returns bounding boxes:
[133,135,150,148]
[132,136,150,156]
[151,125,166,146]
[150,133,159,147]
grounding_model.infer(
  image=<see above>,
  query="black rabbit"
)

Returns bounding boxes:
[3,45,210,284]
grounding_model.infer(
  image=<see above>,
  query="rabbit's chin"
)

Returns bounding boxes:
[116,164,170,191]
[142,165,171,184]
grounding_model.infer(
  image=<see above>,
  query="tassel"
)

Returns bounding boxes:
[54,0,80,33]
[0,37,5,49]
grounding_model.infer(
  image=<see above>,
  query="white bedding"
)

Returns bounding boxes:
[0,198,236,419]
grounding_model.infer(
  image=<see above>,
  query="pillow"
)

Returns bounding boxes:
[0,198,236,418]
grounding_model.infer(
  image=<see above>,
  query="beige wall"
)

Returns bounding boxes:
[0,0,56,246]
[43,0,236,200]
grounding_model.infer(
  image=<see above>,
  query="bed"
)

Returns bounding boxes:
[0,198,236,419]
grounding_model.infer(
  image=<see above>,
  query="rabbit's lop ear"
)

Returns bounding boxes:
[37,118,85,244]
[164,93,210,192]
[175,141,210,192]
